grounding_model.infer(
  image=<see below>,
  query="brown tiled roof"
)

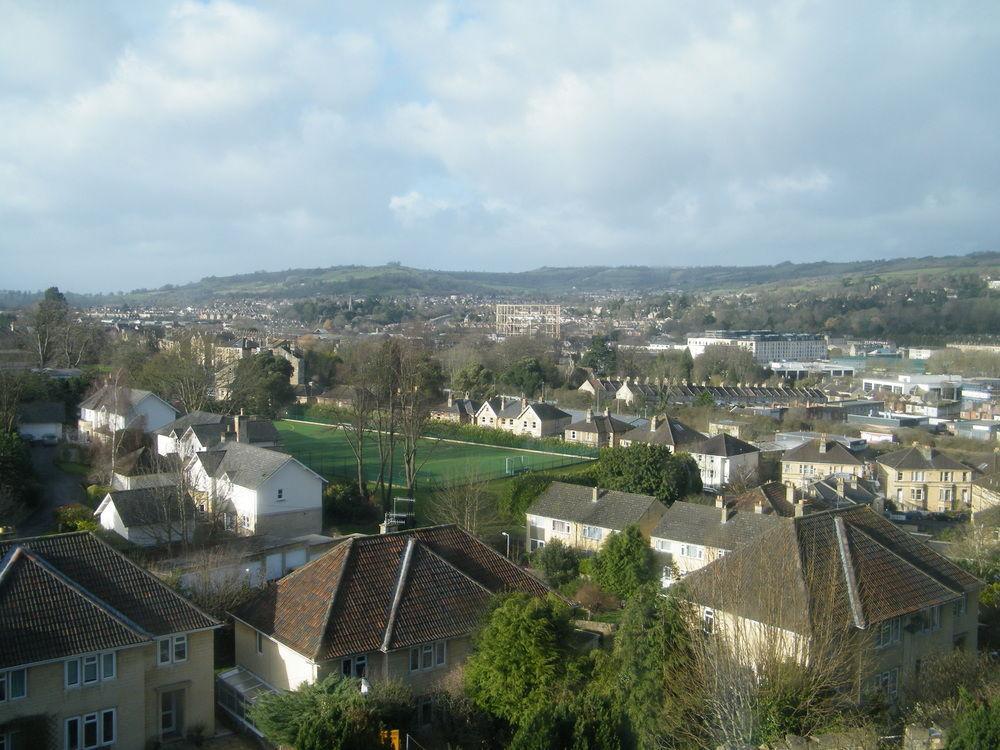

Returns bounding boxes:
[232,525,551,661]
[0,532,218,669]
[683,506,980,635]
[729,482,796,516]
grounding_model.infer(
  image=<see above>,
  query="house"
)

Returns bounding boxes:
[619,415,706,451]
[315,385,357,408]
[689,433,760,489]
[971,472,1000,516]
[155,410,228,456]
[875,446,976,512]
[77,385,178,443]
[111,446,177,490]
[0,532,219,746]
[577,375,623,402]
[515,402,573,438]
[564,408,633,448]
[95,487,197,547]
[223,525,551,729]
[176,416,280,458]
[526,482,667,552]
[780,437,865,488]
[186,442,325,537]
[474,397,524,429]
[682,506,981,703]
[649,489,794,582]
[430,392,482,424]
[708,419,753,440]
[615,378,662,406]
[15,401,65,442]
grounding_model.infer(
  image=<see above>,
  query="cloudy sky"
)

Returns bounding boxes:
[1,1,998,292]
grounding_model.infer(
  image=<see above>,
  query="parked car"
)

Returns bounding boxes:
[40,433,60,447]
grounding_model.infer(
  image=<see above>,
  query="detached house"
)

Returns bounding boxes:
[0,532,219,747]
[186,442,325,537]
[875,446,976,512]
[780,437,865,488]
[619,415,706,451]
[564,408,633,448]
[78,386,178,443]
[430,392,482,424]
[95,488,197,548]
[155,411,228,456]
[689,433,760,489]
[224,525,551,729]
[683,506,981,703]
[516,402,573,438]
[527,482,667,552]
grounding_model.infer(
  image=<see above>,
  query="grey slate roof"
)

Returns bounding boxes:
[782,438,863,466]
[16,401,66,424]
[692,433,760,458]
[650,500,785,549]
[876,446,973,472]
[80,385,164,413]
[195,442,299,489]
[100,488,196,527]
[620,416,705,449]
[156,410,228,436]
[0,532,218,669]
[565,413,632,435]
[524,403,572,421]
[528,482,665,531]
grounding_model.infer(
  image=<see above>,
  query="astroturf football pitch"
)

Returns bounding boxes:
[275,419,590,486]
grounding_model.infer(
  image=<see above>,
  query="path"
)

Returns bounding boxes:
[20,445,87,536]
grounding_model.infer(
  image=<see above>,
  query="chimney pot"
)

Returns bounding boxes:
[786,484,796,505]
[592,486,599,503]
[720,503,729,523]
[715,495,724,508]
[586,408,593,423]
[754,501,764,514]
[795,502,805,518]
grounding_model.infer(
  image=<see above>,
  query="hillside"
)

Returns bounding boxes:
[3,252,999,307]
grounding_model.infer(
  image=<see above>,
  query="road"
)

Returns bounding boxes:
[20,445,88,536]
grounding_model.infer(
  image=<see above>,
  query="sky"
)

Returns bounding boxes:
[1,1,999,293]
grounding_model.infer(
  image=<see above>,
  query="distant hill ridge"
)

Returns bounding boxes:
[2,251,998,306]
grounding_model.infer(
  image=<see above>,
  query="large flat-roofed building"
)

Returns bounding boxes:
[687,330,827,363]
[861,374,963,400]
[495,304,561,339]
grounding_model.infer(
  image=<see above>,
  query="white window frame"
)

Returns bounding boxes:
[702,608,715,635]
[582,525,603,541]
[277,488,284,501]
[341,654,367,678]
[874,617,900,649]
[409,640,446,672]
[65,653,115,689]
[551,520,570,534]
[65,708,116,750]
[157,635,188,666]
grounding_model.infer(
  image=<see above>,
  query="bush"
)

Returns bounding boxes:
[533,540,580,588]
[323,481,379,525]
[85,484,111,509]
[574,581,619,612]
[55,503,99,532]
[947,688,1000,750]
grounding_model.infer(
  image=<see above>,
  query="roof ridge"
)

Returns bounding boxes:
[16,546,152,639]
[381,538,418,652]
[834,517,866,629]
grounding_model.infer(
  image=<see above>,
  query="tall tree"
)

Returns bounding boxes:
[590,525,655,599]
[229,352,295,418]
[580,336,618,375]
[595,443,702,503]
[26,287,69,368]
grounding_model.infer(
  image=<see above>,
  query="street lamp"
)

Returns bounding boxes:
[501,531,511,558]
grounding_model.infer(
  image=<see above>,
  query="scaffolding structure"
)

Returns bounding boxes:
[495,304,561,339]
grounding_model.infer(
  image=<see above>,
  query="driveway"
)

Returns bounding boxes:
[20,445,88,536]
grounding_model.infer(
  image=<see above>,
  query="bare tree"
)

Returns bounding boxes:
[338,343,378,498]
[0,371,27,434]
[423,473,502,538]
[396,340,443,497]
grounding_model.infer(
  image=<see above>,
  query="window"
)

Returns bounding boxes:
[341,655,367,678]
[941,471,952,482]
[873,668,899,698]
[922,605,942,633]
[874,617,900,648]
[0,668,25,702]
[953,593,968,618]
[702,608,714,635]
[680,544,704,560]
[896,471,904,481]
[410,641,446,672]
[277,488,284,501]
[653,539,670,552]
[65,709,115,750]
[582,525,603,541]
[551,520,570,534]
[912,471,925,482]
[910,488,924,502]
[157,635,188,666]
[256,631,264,655]
[66,654,114,688]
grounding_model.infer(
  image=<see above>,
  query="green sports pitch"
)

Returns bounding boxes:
[275,420,590,487]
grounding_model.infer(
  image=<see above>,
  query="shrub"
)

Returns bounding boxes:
[590,526,655,599]
[533,540,580,588]
[323,481,379,524]
[55,503,99,532]
[574,581,619,612]
[498,474,551,520]
[947,688,1000,750]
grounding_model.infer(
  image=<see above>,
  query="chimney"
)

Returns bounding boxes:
[592,486,600,503]
[786,484,796,506]
[447,391,454,408]
[754,500,764,514]
[795,501,805,518]
[521,395,528,410]
[715,495,725,508]
[586,407,593,423]
[604,406,611,418]
[818,434,828,454]
[919,444,933,461]
[720,503,730,523]
[650,415,659,431]
[235,414,247,444]
[836,476,845,496]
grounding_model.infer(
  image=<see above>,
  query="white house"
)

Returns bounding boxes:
[15,401,65,442]
[95,487,196,547]
[78,385,178,443]
[689,433,761,490]
[186,442,325,538]
[513,402,573,438]
[155,411,229,456]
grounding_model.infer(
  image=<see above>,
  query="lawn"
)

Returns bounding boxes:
[276,420,590,488]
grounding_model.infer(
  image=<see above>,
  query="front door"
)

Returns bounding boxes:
[161,689,185,740]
